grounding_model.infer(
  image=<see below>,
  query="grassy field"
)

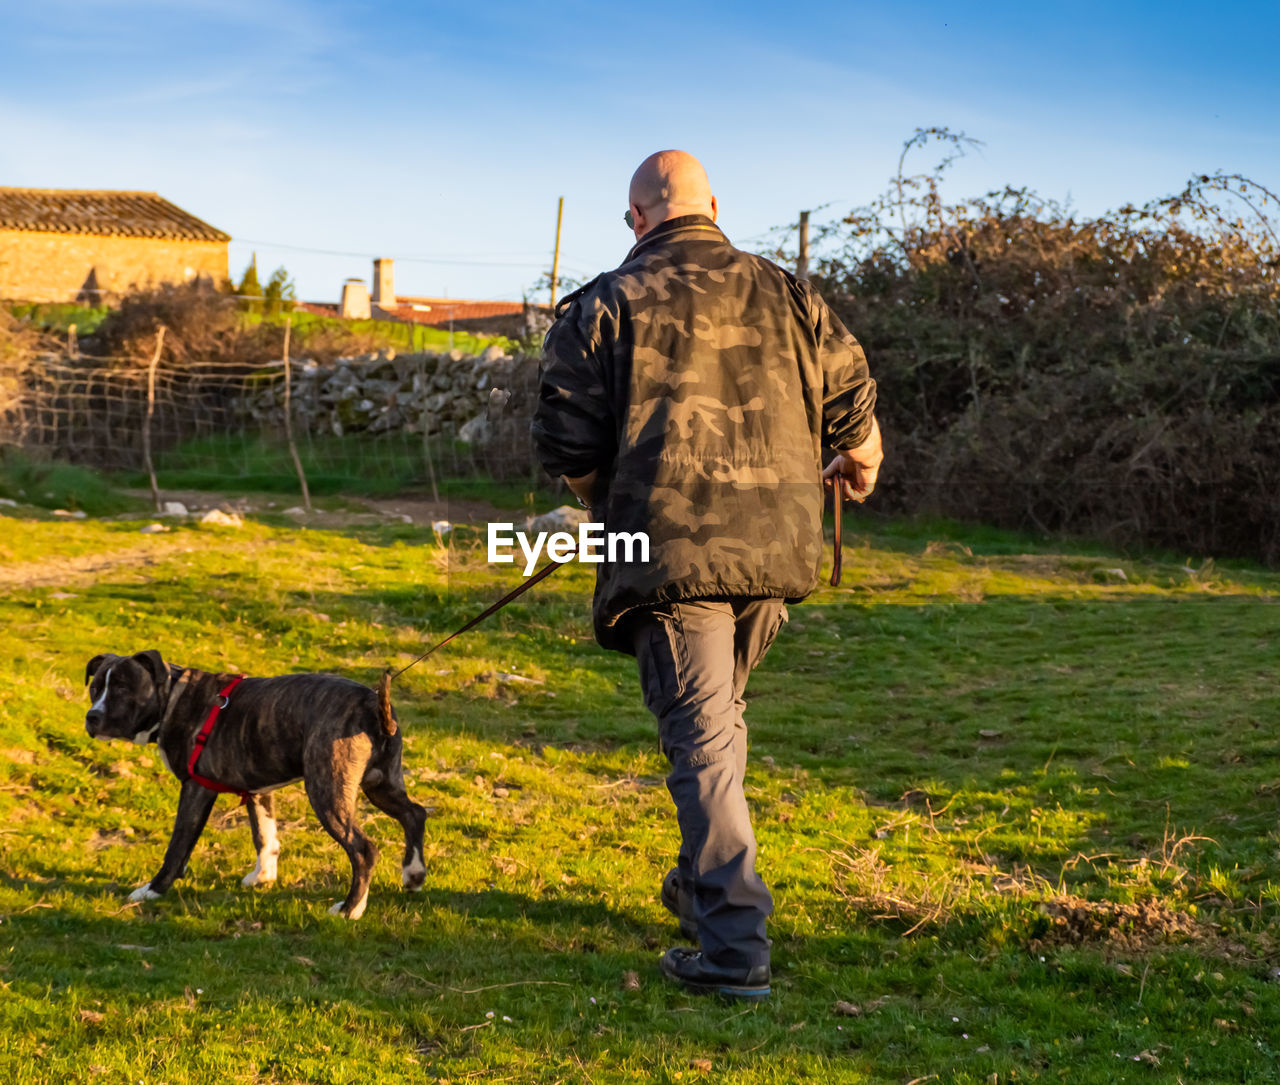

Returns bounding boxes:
[1,500,1279,1083]
[8,302,515,358]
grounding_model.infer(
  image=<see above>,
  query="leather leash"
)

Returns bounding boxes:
[830,483,843,587]
[378,555,572,702]
[380,479,850,700]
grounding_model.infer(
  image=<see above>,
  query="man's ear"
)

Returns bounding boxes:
[131,650,169,693]
[85,653,117,687]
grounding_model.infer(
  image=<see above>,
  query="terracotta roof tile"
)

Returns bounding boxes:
[0,187,230,242]
[389,298,527,325]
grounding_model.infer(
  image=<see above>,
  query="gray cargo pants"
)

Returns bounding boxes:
[630,597,787,969]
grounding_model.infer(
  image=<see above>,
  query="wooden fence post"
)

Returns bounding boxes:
[797,210,811,280]
[418,358,440,504]
[550,196,564,306]
[142,326,166,513]
[281,319,312,510]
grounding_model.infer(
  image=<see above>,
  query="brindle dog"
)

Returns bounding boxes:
[84,650,428,920]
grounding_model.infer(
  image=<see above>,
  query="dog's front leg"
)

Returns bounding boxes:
[242,793,280,887]
[129,780,217,902]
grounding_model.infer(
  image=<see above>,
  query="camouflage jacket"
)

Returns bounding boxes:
[531,214,877,650]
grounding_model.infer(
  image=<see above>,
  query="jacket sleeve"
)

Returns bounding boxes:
[530,290,617,480]
[804,283,877,451]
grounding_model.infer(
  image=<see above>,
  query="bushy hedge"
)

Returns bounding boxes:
[86,282,385,367]
[809,131,1280,564]
[81,282,511,368]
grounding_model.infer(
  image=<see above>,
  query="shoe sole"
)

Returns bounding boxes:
[660,960,771,1001]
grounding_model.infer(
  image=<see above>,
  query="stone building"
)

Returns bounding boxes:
[0,187,230,304]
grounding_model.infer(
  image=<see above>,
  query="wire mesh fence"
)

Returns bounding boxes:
[0,342,545,502]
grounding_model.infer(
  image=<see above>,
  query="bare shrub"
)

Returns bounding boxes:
[794,129,1280,564]
[89,281,395,368]
[0,308,51,368]
[89,281,243,366]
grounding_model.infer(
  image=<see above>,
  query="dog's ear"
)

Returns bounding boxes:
[85,653,117,687]
[130,650,169,693]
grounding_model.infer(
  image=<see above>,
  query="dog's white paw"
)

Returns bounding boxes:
[128,883,161,903]
[402,850,426,891]
[242,857,278,887]
[327,893,368,920]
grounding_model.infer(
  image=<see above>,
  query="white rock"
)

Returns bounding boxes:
[282,506,307,516]
[200,509,243,528]
[432,520,452,536]
[52,509,87,519]
[161,501,188,517]
[399,514,413,524]
[139,523,168,534]
[488,387,511,416]
[0,498,17,507]
[457,414,489,444]
[526,505,590,535]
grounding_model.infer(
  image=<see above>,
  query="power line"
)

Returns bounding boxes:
[233,238,571,271]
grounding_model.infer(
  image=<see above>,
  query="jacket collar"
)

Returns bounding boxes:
[623,214,727,263]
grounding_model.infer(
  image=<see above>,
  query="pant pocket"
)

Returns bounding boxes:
[636,607,687,720]
[745,600,788,675]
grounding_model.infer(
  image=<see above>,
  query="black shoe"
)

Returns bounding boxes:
[661,867,698,940]
[660,946,771,1000]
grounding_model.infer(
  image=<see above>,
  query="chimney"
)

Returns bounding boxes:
[372,258,395,309]
[339,278,371,320]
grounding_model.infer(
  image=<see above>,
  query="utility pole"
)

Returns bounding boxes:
[550,196,564,307]
[797,210,811,281]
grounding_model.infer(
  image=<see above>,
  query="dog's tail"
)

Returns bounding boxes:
[377,668,398,736]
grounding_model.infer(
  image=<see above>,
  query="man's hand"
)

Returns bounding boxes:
[822,416,882,501]
[563,469,599,509]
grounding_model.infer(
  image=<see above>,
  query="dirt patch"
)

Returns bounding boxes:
[0,490,523,591]
[115,489,516,531]
[1031,895,1202,952]
[0,536,200,591]
[361,495,516,527]
[87,827,136,850]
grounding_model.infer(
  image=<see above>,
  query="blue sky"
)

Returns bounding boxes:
[2,0,1277,304]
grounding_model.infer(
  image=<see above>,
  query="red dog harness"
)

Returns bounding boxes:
[187,675,252,805]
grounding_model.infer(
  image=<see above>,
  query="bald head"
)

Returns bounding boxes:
[628,150,717,239]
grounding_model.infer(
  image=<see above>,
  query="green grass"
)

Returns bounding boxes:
[244,309,517,357]
[8,302,112,336]
[127,433,500,496]
[0,447,143,516]
[7,302,514,356]
[2,504,1280,1082]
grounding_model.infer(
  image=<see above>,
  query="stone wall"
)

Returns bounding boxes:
[0,231,229,303]
[0,345,545,482]
[241,344,540,447]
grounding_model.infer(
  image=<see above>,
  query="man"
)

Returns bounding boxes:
[531,150,882,1000]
